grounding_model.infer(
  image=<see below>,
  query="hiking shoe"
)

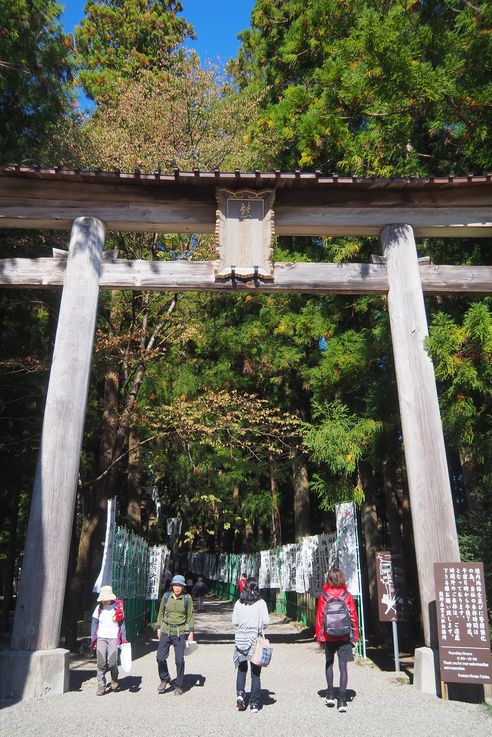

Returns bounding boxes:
[325,691,336,707]
[174,687,183,696]
[250,704,259,713]
[337,697,347,713]
[110,680,118,692]
[158,679,170,694]
[236,694,246,711]
[96,685,106,696]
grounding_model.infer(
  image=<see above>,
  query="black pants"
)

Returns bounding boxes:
[325,641,350,696]
[157,633,186,688]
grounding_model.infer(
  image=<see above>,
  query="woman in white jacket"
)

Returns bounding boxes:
[232,576,270,712]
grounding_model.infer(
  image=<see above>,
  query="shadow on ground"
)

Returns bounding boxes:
[365,644,414,681]
[316,686,357,702]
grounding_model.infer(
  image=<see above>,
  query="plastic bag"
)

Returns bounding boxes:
[184,640,198,657]
[119,642,132,674]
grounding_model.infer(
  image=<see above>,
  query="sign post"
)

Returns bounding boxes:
[375,551,408,672]
[434,562,492,695]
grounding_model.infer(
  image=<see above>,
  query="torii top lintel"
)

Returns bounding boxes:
[0,165,491,237]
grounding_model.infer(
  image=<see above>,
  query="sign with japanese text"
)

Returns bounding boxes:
[215,188,275,280]
[434,562,492,684]
[146,546,163,600]
[336,503,360,595]
[375,551,407,622]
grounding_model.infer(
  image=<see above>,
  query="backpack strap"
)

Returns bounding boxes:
[321,591,336,605]
[164,590,188,611]
[321,589,348,604]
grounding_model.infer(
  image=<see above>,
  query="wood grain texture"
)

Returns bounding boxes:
[10,217,105,652]
[0,173,491,235]
[381,224,460,648]
[1,258,491,294]
[1,203,491,236]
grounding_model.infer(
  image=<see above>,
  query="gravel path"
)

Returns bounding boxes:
[1,598,490,737]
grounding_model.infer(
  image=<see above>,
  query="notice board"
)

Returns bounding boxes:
[375,551,407,622]
[434,562,492,685]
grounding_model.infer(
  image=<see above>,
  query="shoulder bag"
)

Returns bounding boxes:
[250,603,273,667]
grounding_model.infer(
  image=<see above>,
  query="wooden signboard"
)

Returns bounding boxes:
[434,562,492,685]
[375,551,407,622]
[215,188,275,280]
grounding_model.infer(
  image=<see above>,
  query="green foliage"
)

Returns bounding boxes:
[233,0,492,174]
[302,399,381,508]
[74,0,195,101]
[426,298,492,606]
[303,399,382,474]
[0,0,73,164]
[426,300,492,449]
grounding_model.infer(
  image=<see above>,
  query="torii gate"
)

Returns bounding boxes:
[0,166,491,700]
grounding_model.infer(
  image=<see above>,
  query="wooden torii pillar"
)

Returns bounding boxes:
[381,224,460,691]
[0,217,105,700]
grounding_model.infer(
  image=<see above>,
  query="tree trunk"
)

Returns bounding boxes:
[269,457,282,548]
[127,426,142,531]
[231,485,242,554]
[1,487,19,633]
[382,454,403,551]
[398,468,422,644]
[243,521,255,553]
[292,451,311,542]
[458,446,479,513]
[359,463,382,641]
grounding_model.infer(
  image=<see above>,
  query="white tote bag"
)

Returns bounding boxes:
[119,642,132,674]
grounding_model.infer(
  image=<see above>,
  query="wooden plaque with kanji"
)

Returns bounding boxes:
[215,188,275,280]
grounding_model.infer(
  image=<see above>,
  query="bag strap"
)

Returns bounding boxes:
[256,600,264,636]
[163,591,188,616]
[321,590,349,605]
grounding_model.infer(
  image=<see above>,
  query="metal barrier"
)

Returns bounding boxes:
[112,527,149,641]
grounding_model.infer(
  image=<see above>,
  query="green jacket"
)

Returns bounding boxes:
[157,591,194,636]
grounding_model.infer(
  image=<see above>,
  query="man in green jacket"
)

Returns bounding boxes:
[156,574,195,695]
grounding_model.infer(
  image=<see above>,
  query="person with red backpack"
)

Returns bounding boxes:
[315,567,358,713]
[91,585,127,695]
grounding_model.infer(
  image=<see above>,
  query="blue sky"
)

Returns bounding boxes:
[60,0,255,65]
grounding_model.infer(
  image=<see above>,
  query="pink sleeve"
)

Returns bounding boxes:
[315,594,325,641]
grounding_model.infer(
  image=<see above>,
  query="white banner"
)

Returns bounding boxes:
[146,546,163,600]
[93,497,117,593]
[295,546,306,593]
[336,502,360,595]
[269,550,280,588]
[259,550,271,589]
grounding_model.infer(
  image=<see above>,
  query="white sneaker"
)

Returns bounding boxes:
[325,691,336,707]
[236,695,246,711]
[250,704,259,713]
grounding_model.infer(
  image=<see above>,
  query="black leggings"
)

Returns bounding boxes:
[325,649,348,696]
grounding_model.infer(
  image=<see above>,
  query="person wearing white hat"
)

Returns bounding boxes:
[156,574,195,695]
[91,585,127,695]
